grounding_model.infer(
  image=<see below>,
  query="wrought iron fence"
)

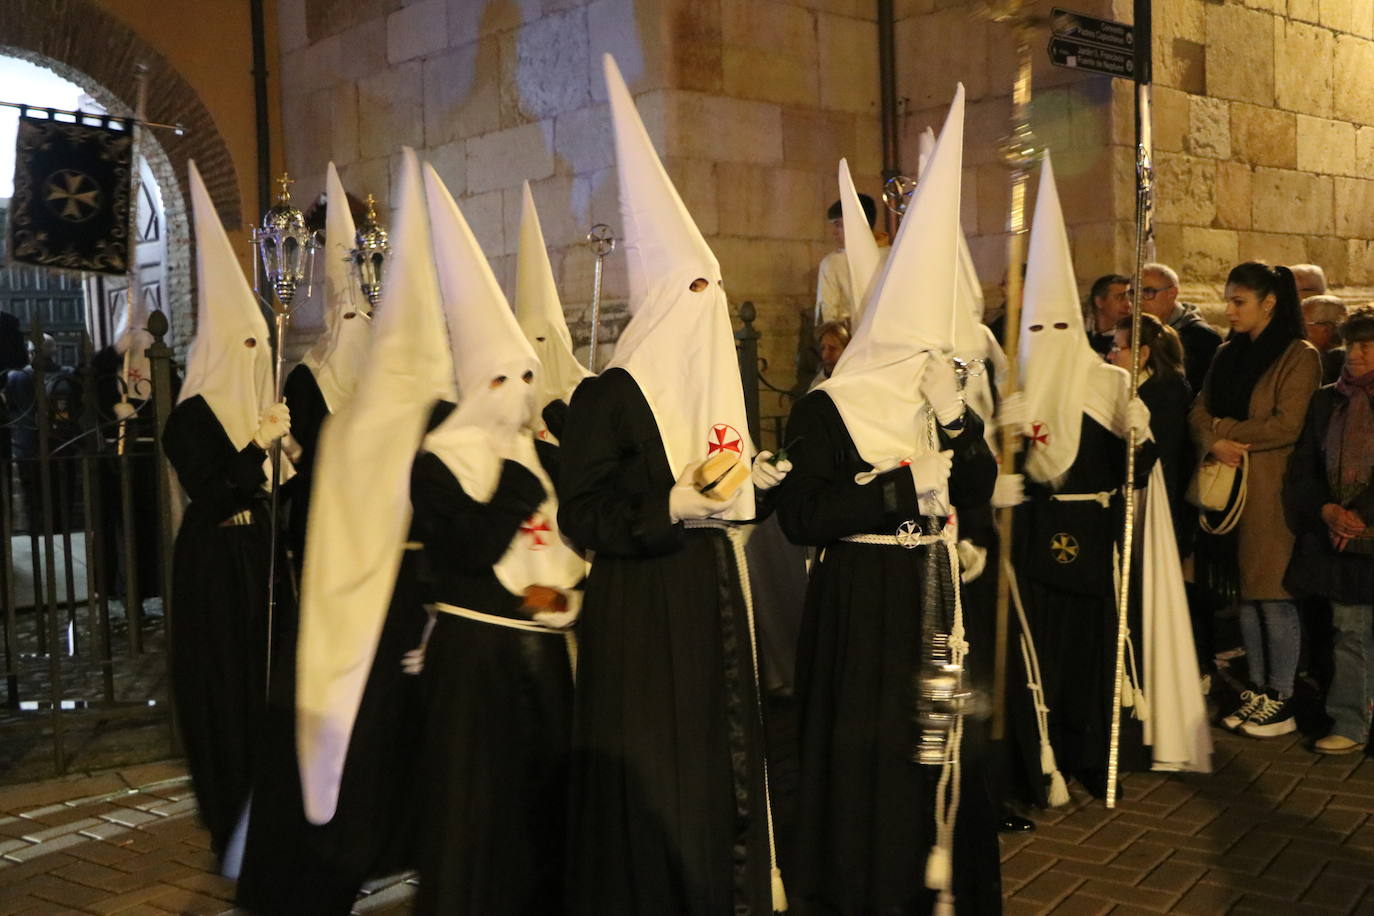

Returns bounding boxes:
[1,310,178,784]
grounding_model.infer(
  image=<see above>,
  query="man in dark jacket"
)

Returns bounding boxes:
[1140,262,1222,394]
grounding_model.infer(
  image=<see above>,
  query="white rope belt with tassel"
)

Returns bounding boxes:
[682,517,788,913]
[844,522,966,916]
[1048,489,1117,507]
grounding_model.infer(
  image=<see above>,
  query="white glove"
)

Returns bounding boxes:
[751,451,793,491]
[252,401,291,449]
[957,539,987,583]
[113,401,136,421]
[992,473,1025,508]
[908,450,953,516]
[921,359,964,427]
[1123,396,1150,437]
[669,460,741,521]
[997,391,1029,436]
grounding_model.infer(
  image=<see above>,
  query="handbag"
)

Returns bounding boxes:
[1186,452,1248,535]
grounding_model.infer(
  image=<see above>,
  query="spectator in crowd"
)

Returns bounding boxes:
[814,193,888,326]
[1290,263,1328,300]
[808,319,850,390]
[1084,274,1131,357]
[1190,262,1321,739]
[1138,262,1223,395]
[1110,314,1192,545]
[1303,294,1348,385]
[1284,305,1374,755]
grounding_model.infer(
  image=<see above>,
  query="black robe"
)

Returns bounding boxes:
[558,367,772,916]
[411,444,574,915]
[281,363,331,576]
[776,391,1000,916]
[235,402,452,916]
[163,395,272,858]
[1008,415,1156,804]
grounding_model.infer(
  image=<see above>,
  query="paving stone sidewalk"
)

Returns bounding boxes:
[1,725,1372,915]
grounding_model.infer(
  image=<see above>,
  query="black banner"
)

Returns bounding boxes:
[7,113,134,275]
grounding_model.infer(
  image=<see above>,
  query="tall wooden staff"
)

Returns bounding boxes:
[1105,0,1154,809]
[983,0,1037,742]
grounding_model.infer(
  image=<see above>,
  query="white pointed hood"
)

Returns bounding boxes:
[422,163,586,596]
[1019,154,1128,484]
[297,148,456,825]
[603,53,755,520]
[179,159,274,453]
[919,125,1002,433]
[516,181,590,417]
[837,158,882,326]
[301,163,373,413]
[422,163,541,496]
[818,84,965,468]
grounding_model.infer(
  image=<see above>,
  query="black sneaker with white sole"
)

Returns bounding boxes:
[1239,692,1296,738]
[1221,689,1265,730]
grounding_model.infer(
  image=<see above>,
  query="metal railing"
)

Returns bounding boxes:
[1,310,178,784]
[735,300,802,452]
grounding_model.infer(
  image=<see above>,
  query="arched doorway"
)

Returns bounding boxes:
[0,0,248,356]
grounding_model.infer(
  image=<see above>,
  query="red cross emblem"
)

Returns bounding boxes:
[126,367,145,384]
[520,515,550,550]
[708,423,742,456]
[1031,421,1050,447]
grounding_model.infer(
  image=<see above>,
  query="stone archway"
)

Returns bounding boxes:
[0,0,246,352]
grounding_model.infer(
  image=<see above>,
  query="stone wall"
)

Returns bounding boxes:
[894,0,1374,316]
[276,0,884,431]
[1151,0,1374,305]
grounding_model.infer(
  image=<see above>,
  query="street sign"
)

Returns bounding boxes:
[1049,36,1136,79]
[1050,8,1134,51]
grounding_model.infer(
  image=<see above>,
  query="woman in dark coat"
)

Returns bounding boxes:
[1284,305,1374,754]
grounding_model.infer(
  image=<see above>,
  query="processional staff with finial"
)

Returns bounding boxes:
[252,172,320,695]
[1106,0,1155,810]
[583,223,616,371]
[980,0,1038,748]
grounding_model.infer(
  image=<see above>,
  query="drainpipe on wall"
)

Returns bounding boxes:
[877,0,899,238]
[250,0,270,219]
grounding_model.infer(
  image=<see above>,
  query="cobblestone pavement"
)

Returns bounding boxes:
[1,726,1372,915]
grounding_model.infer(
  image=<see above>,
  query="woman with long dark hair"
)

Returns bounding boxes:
[1190,262,1321,739]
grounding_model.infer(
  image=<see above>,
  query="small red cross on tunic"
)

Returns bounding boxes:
[1031,422,1050,447]
[708,424,742,455]
[520,515,550,549]
[126,367,145,384]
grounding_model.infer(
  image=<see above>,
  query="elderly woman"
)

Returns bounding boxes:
[1284,305,1374,754]
[1190,262,1321,739]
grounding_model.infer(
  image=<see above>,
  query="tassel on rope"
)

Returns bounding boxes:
[771,867,788,913]
[1048,768,1071,807]
[1132,686,1151,722]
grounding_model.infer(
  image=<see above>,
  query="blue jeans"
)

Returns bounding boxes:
[1239,600,1300,698]
[1327,602,1374,742]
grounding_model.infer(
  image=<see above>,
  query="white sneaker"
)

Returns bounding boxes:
[1221,689,1265,730]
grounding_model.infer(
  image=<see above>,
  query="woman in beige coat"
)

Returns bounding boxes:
[1190,262,1321,740]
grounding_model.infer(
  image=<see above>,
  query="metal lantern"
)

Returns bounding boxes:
[254,173,316,310]
[351,194,390,310]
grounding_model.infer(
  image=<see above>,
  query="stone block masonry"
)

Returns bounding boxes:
[278,0,886,421]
